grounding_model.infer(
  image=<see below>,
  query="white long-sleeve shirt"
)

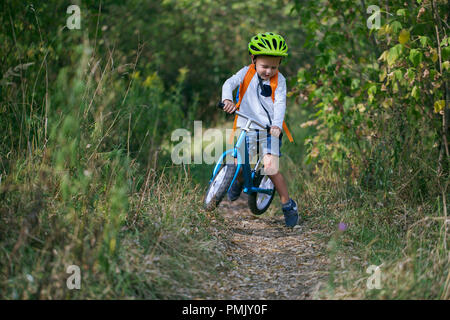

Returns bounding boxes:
[221,65,287,130]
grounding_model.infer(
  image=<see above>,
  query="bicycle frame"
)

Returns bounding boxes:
[210,110,274,196]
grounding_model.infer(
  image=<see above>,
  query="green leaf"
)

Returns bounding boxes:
[411,85,419,100]
[387,44,403,66]
[368,85,377,102]
[378,50,388,62]
[419,36,430,48]
[398,29,410,44]
[379,68,387,82]
[406,68,416,80]
[443,61,450,71]
[393,82,399,93]
[442,47,450,61]
[432,50,439,63]
[351,78,360,90]
[394,69,403,81]
[434,100,445,113]
[390,21,402,33]
[378,24,392,36]
[409,49,423,66]
[396,9,407,16]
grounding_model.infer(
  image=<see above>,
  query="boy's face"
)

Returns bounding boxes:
[253,55,281,80]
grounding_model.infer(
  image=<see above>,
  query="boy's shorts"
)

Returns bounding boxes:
[238,129,282,165]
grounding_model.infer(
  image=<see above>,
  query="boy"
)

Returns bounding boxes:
[221,32,299,227]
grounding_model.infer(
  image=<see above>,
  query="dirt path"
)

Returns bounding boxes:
[205,194,329,300]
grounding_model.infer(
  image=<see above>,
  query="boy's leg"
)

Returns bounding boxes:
[268,173,290,204]
[228,132,254,201]
[234,157,244,183]
[227,158,244,201]
[264,154,299,227]
[263,154,289,204]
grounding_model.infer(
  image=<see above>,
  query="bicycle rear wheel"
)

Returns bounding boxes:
[203,164,237,211]
[248,172,276,215]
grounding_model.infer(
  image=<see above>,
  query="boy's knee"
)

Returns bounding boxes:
[263,154,279,175]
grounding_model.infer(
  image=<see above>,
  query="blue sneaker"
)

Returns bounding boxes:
[282,199,299,227]
[227,179,243,201]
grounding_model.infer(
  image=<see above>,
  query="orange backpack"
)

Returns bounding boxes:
[229,64,294,144]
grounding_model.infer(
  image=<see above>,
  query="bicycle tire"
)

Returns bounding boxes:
[203,164,237,211]
[248,172,276,215]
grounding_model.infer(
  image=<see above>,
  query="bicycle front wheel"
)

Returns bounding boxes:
[248,173,276,215]
[203,164,237,211]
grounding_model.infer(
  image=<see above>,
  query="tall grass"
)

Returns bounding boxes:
[0,34,223,299]
[289,106,449,299]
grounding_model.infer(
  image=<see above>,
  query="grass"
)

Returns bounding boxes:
[2,93,448,299]
[262,104,449,299]
[293,162,449,299]
[0,36,227,299]
[0,153,227,299]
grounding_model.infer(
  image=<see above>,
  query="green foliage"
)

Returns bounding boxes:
[0,0,448,300]
[291,0,449,299]
[292,0,448,195]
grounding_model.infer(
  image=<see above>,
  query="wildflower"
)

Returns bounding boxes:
[338,222,348,232]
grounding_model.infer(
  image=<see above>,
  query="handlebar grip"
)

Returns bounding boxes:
[218,101,236,115]
[266,126,283,139]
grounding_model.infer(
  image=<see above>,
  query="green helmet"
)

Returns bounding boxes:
[248,32,288,57]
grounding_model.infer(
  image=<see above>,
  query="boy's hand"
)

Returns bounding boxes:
[223,99,237,114]
[270,126,281,138]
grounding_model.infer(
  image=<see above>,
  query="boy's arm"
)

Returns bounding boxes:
[221,66,249,103]
[272,75,287,130]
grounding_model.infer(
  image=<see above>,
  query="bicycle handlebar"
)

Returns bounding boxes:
[217,102,270,131]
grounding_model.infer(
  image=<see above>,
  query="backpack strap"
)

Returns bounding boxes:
[229,64,256,144]
[282,121,294,142]
[237,64,256,109]
[269,73,294,143]
[228,64,294,144]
